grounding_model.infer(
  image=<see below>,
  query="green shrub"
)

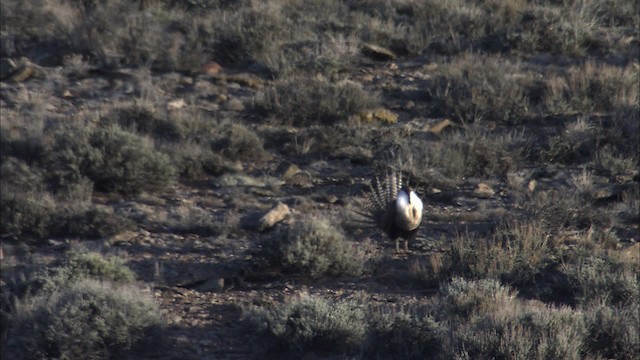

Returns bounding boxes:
[210,122,266,162]
[585,302,640,360]
[55,206,135,239]
[109,104,182,142]
[365,311,443,360]
[42,124,99,193]
[433,279,587,360]
[2,250,136,304]
[268,214,367,278]
[211,5,288,66]
[244,295,366,356]
[87,126,176,195]
[60,250,136,283]
[166,142,228,180]
[441,303,587,360]
[558,253,638,307]
[0,157,46,193]
[164,204,223,236]
[4,279,163,360]
[0,188,56,239]
[0,170,132,240]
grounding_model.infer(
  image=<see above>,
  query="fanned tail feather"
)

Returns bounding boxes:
[356,171,404,227]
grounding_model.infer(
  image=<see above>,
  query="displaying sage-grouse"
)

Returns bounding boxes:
[355,172,423,253]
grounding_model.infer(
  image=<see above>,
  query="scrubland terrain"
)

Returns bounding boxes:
[1,0,639,359]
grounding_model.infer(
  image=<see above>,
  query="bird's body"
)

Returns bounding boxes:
[355,172,423,253]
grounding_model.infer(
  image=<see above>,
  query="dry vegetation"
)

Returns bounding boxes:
[1,0,638,359]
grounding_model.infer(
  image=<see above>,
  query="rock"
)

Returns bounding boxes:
[0,58,17,79]
[196,277,225,292]
[325,194,339,204]
[106,230,141,246]
[222,73,263,88]
[258,202,290,231]
[201,62,222,76]
[167,98,186,110]
[474,183,495,198]
[331,145,373,164]
[353,108,398,124]
[224,98,244,112]
[278,163,302,180]
[528,180,537,192]
[2,57,46,82]
[215,174,284,188]
[428,119,454,134]
[361,43,396,61]
[592,184,623,201]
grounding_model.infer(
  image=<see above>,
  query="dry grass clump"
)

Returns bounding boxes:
[3,279,163,360]
[257,76,379,126]
[545,62,638,115]
[244,294,366,357]
[594,145,638,177]
[425,54,532,124]
[433,277,517,318]
[411,221,557,290]
[544,117,601,164]
[399,126,530,186]
[524,188,608,231]
[263,214,368,278]
[210,3,292,68]
[3,0,635,73]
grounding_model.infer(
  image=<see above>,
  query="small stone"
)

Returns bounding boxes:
[201,62,222,76]
[197,277,225,292]
[361,43,396,61]
[325,195,338,204]
[279,163,302,180]
[167,98,186,110]
[428,119,454,134]
[528,180,537,192]
[0,58,17,79]
[223,73,263,88]
[474,183,495,198]
[258,202,290,231]
[225,98,244,112]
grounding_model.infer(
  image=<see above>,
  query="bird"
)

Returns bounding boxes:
[354,172,423,253]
